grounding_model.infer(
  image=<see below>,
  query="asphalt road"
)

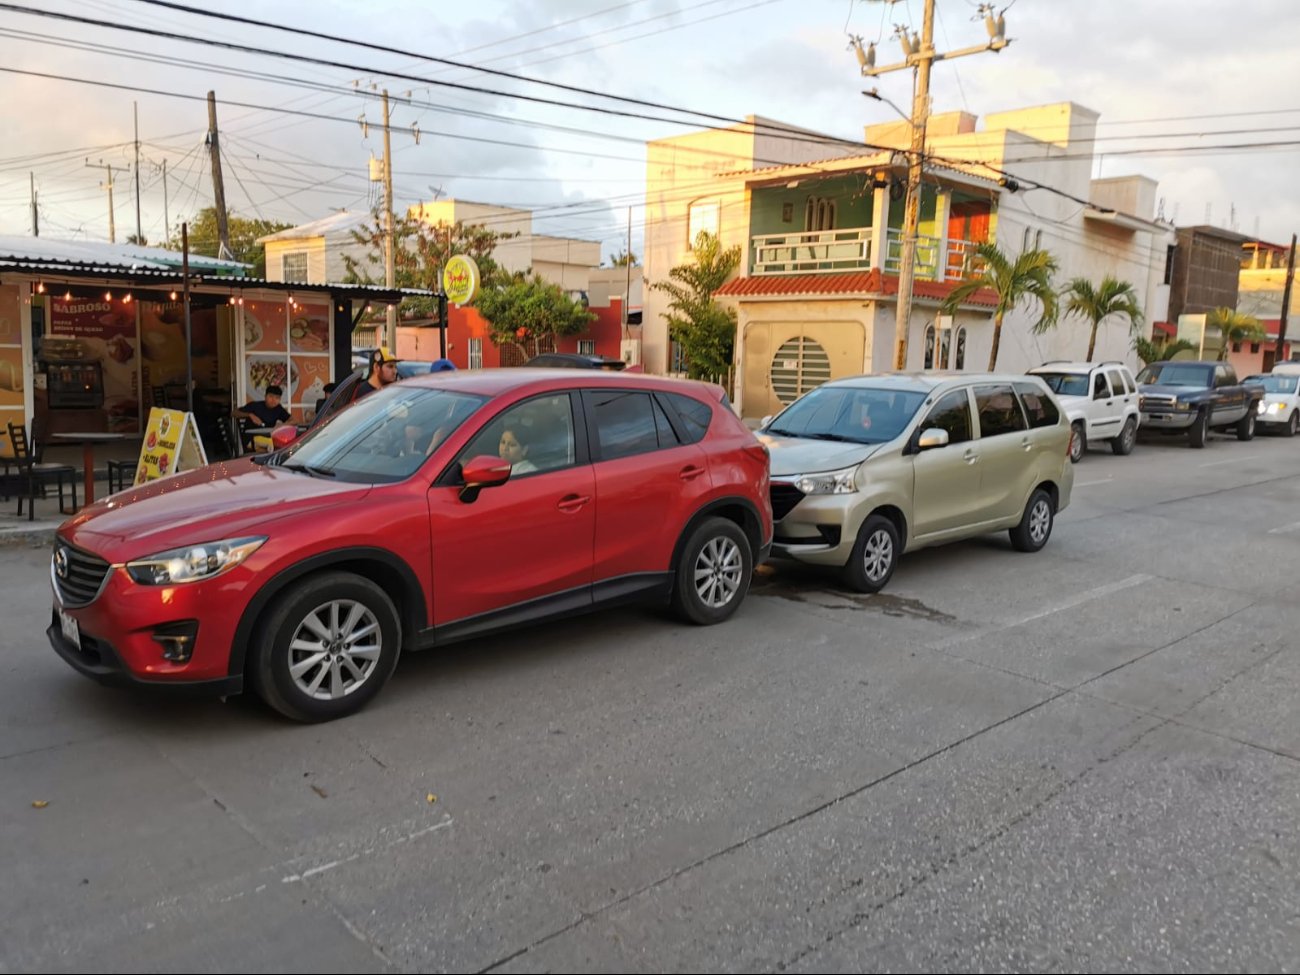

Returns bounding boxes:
[3,426,1299,973]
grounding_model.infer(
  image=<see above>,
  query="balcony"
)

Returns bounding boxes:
[751,227,872,276]
[884,229,985,282]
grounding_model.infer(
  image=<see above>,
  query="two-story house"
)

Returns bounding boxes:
[643,102,1174,418]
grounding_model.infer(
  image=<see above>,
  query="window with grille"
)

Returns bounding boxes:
[770,336,831,405]
[578,340,596,355]
[954,326,967,369]
[468,337,483,370]
[282,251,309,283]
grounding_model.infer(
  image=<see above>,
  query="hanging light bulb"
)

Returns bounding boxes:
[169,291,178,301]
[104,290,113,302]
[36,281,46,294]
[123,292,132,303]
[64,290,73,301]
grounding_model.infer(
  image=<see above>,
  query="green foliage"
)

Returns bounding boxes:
[1062,275,1145,361]
[474,275,595,358]
[941,243,1059,371]
[651,231,741,381]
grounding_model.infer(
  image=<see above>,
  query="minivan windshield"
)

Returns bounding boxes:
[275,385,485,483]
[1033,372,1090,397]
[766,386,926,444]
[1136,363,1212,387]
[1244,375,1299,394]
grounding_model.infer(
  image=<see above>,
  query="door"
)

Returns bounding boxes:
[911,387,983,538]
[428,392,595,626]
[1214,364,1247,423]
[1085,370,1121,439]
[583,388,713,587]
[971,384,1035,522]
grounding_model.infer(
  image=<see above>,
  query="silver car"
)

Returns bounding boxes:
[760,373,1074,592]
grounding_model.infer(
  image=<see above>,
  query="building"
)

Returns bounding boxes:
[1166,224,1249,325]
[1234,237,1299,371]
[642,103,1175,418]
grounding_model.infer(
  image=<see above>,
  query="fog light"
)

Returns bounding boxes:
[152,621,199,663]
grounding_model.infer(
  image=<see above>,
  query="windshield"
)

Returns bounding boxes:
[278,385,485,483]
[1034,372,1089,397]
[1136,363,1212,387]
[1245,375,1299,394]
[767,386,926,444]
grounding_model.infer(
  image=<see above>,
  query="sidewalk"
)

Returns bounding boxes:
[0,472,114,547]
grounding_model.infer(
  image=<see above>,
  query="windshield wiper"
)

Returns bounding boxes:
[279,462,336,478]
[802,432,859,442]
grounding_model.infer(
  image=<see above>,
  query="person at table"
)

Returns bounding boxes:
[234,384,291,428]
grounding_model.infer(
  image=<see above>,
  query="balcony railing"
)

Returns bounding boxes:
[884,228,986,282]
[751,227,872,275]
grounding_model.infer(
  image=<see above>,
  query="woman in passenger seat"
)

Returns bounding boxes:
[499,426,537,475]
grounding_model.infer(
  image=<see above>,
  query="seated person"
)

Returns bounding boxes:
[498,426,537,474]
[314,382,337,418]
[235,384,291,429]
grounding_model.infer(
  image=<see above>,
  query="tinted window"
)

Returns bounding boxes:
[974,384,1028,437]
[1215,365,1236,388]
[653,397,680,447]
[459,394,577,478]
[1092,373,1111,399]
[920,388,972,445]
[1034,372,1089,397]
[592,391,660,460]
[1015,383,1061,428]
[1121,370,1137,394]
[1136,363,1213,387]
[1106,371,1126,397]
[664,392,712,444]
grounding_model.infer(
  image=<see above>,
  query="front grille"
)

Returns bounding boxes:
[1141,394,1175,409]
[770,482,806,521]
[52,543,111,607]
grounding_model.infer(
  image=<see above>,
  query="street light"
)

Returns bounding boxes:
[863,88,910,123]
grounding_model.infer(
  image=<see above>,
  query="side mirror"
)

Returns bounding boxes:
[760,414,774,429]
[458,454,512,502]
[917,427,950,451]
[270,425,299,450]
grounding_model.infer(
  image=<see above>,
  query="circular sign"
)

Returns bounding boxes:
[442,255,481,305]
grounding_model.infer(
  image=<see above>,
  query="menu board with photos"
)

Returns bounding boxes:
[239,300,333,423]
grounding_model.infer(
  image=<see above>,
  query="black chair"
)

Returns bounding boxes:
[151,385,167,408]
[7,421,78,520]
[106,458,136,493]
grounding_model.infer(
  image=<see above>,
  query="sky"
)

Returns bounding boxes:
[1,0,1298,265]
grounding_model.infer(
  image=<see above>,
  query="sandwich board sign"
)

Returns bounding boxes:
[133,407,209,486]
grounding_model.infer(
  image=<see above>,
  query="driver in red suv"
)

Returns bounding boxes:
[48,370,772,722]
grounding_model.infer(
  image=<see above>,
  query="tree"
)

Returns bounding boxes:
[344,207,514,322]
[1133,336,1196,365]
[1062,275,1145,362]
[940,243,1059,371]
[1206,307,1265,360]
[651,231,741,381]
[126,233,149,246]
[474,275,594,358]
[610,249,639,267]
[171,206,292,276]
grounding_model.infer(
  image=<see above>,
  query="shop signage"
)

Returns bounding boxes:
[133,407,208,485]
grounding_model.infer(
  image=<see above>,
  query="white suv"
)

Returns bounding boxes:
[1027,361,1141,463]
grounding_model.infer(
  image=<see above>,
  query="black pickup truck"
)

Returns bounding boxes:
[1135,360,1265,448]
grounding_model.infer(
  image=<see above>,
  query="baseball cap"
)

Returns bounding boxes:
[370,346,401,368]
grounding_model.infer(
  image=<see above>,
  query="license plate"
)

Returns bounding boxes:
[57,605,80,647]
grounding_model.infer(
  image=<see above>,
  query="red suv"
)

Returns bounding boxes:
[47,371,772,721]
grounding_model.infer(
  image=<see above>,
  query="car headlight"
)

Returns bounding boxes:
[126,536,267,585]
[1268,401,1283,413]
[794,465,860,495]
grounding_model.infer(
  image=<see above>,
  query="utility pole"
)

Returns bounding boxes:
[851,1,1009,370]
[206,91,233,260]
[29,172,38,237]
[623,206,633,336]
[133,102,143,244]
[86,158,129,243]
[382,89,397,350]
[1276,233,1297,367]
[162,159,170,246]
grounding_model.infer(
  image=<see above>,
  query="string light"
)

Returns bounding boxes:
[64,290,72,301]
[35,281,45,294]
[104,290,112,302]
[169,291,178,301]
[122,292,132,303]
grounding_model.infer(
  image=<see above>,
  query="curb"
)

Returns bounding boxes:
[0,526,58,549]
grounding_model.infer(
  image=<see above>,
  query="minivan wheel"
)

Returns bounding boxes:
[1009,489,1055,553]
[841,514,900,593]
[1111,417,1137,456]
[251,571,401,722]
[671,517,753,625]
[1287,412,1299,438]
[1069,422,1086,463]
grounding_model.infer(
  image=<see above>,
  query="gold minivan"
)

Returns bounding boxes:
[759,373,1074,592]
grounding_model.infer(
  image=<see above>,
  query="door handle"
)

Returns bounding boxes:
[557,494,591,513]
[679,465,706,481]
[963,449,979,465]
[1020,436,1033,452]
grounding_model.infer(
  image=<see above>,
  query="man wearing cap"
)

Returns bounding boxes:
[354,347,400,401]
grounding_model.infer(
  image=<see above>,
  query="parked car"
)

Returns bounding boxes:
[1135,360,1265,447]
[47,371,772,722]
[1027,360,1140,462]
[759,373,1073,593]
[1244,372,1300,436]
[525,352,626,370]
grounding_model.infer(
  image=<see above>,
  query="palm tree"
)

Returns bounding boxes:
[1062,276,1144,362]
[1133,336,1196,366]
[1206,307,1265,360]
[941,243,1059,371]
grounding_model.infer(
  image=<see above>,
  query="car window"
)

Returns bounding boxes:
[459,394,577,478]
[1014,382,1061,429]
[1246,375,1299,394]
[919,388,972,445]
[1034,372,1089,397]
[1092,373,1111,399]
[590,391,663,460]
[1106,370,1126,397]
[662,392,712,445]
[1215,365,1235,388]
[1121,370,1137,394]
[974,384,1028,437]
[765,386,926,445]
[653,396,681,446]
[281,387,486,483]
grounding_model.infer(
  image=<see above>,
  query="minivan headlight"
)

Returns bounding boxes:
[126,536,267,585]
[794,466,860,495]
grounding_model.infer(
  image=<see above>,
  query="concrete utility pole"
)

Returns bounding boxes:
[851,0,1009,370]
[86,158,129,243]
[206,91,234,261]
[162,159,170,246]
[133,102,143,244]
[29,172,38,237]
[382,89,397,350]
[1276,233,1297,366]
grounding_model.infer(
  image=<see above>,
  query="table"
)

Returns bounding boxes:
[50,432,128,507]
